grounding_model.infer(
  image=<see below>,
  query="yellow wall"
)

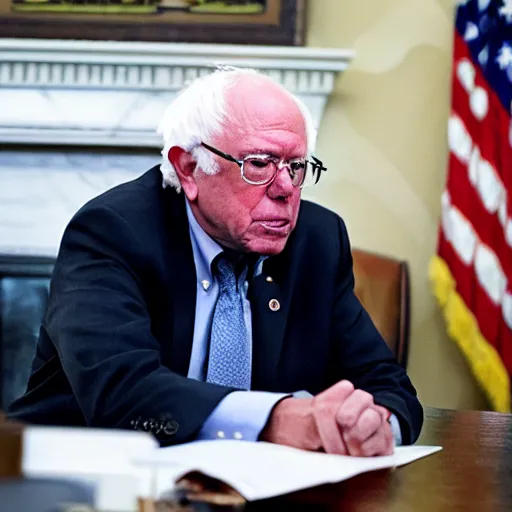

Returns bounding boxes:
[304,0,488,410]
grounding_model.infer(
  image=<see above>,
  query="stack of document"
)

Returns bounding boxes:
[20,426,442,511]
[145,440,442,501]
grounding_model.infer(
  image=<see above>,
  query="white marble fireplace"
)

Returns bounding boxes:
[0,38,353,256]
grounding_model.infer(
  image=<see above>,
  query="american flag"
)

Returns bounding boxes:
[431,0,512,412]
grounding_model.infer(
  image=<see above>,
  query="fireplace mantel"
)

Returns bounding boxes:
[0,38,354,148]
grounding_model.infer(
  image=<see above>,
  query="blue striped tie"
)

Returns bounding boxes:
[206,256,252,389]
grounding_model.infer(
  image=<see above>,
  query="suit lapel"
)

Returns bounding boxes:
[164,188,197,376]
[249,251,293,391]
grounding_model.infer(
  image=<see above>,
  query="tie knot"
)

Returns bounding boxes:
[214,254,238,291]
[213,251,261,294]
[216,256,235,275]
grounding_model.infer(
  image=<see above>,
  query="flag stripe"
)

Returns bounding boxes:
[432,0,512,411]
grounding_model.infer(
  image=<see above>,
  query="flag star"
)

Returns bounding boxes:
[499,0,512,23]
[464,22,479,41]
[478,45,489,67]
[496,44,512,69]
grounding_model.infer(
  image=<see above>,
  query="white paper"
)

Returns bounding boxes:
[138,440,442,501]
[20,426,442,505]
[22,426,158,511]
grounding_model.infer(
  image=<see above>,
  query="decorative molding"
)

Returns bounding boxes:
[0,38,354,148]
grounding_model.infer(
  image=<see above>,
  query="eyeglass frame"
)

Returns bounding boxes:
[200,142,327,188]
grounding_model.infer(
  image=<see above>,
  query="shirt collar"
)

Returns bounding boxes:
[185,199,223,285]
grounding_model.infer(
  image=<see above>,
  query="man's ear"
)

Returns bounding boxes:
[168,146,198,201]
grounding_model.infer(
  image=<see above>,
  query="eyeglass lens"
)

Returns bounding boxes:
[241,157,308,187]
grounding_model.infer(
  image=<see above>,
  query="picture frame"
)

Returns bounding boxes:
[0,0,306,46]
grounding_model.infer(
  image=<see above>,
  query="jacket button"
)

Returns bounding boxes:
[163,420,179,436]
[145,419,160,434]
[130,417,142,430]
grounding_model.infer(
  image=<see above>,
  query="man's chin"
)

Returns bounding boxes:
[247,237,289,256]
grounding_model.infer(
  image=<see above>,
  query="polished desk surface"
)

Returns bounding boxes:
[2,408,512,511]
[166,407,510,512]
[230,407,512,512]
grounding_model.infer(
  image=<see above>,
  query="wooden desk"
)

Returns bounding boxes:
[238,408,512,512]
[3,408,511,511]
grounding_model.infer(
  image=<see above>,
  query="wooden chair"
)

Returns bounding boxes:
[352,248,410,368]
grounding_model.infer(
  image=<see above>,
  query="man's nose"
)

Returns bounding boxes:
[267,166,295,199]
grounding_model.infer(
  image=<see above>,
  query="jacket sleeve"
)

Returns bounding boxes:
[329,216,423,444]
[45,203,233,445]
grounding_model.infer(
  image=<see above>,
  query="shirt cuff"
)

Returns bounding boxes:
[197,391,290,442]
[389,413,402,446]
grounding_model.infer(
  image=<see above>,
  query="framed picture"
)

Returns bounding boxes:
[0,0,306,45]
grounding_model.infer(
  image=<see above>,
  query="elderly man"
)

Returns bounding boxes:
[9,68,422,456]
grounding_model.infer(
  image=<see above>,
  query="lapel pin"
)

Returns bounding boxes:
[201,280,211,291]
[269,299,280,312]
[266,276,273,283]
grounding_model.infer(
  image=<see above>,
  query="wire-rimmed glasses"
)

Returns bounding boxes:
[201,142,327,188]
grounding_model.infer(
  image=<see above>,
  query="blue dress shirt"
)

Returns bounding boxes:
[184,201,402,446]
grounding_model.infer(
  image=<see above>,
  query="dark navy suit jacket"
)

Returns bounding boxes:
[8,166,423,445]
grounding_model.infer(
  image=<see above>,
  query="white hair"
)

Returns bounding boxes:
[157,66,317,191]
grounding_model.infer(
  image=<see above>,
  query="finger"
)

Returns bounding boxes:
[321,380,355,402]
[374,405,391,422]
[313,407,347,455]
[336,389,374,430]
[359,423,395,457]
[312,381,355,455]
[375,406,396,454]
[343,408,382,455]
[383,421,395,455]
[358,431,387,457]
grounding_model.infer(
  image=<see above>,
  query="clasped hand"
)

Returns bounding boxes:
[261,381,394,457]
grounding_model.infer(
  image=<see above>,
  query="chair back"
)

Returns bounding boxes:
[0,256,55,410]
[352,249,410,368]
